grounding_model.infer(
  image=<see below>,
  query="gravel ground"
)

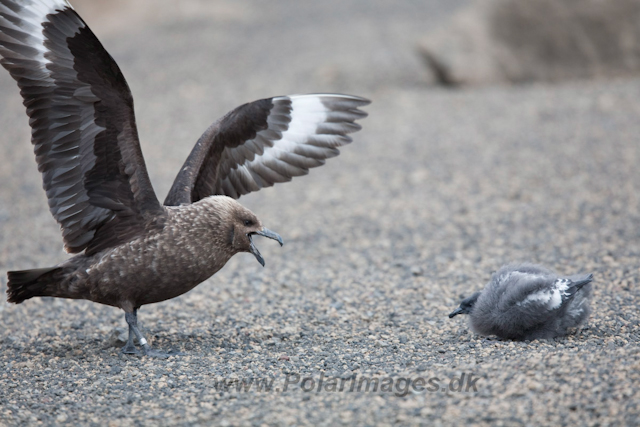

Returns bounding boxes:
[1,1,639,425]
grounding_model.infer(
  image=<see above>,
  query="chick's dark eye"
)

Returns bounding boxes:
[244,219,253,226]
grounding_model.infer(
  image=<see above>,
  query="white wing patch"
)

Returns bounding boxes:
[283,95,328,136]
[517,278,571,309]
[258,95,331,160]
[236,94,351,182]
[0,0,74,81]
[214,93,368,199]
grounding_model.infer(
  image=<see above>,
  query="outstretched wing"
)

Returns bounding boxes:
[164,94,370,205]
[0,0,163,254]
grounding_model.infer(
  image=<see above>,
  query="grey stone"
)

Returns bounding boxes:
[419,0,640,85]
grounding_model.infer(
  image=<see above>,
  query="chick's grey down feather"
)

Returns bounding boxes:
[449,263,593,340]
[0,0,369,357]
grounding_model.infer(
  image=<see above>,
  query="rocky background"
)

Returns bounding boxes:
[419,0,640,86]
[0,0,639,425]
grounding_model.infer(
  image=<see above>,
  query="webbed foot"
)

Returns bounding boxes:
[122,343,141,355]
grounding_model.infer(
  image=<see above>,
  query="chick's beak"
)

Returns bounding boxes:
[448,307,464,318]
[248,227,284,267]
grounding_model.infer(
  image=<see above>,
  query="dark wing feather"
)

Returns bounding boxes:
[0,0,163,254]
[164,94,370,205]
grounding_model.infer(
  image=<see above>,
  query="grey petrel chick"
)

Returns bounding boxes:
[0,0,370,357]
[449,263,593,340]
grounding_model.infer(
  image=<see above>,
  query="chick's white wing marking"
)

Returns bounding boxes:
[516,278,569,309]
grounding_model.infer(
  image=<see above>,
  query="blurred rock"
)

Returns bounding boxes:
[418,0,640,86]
